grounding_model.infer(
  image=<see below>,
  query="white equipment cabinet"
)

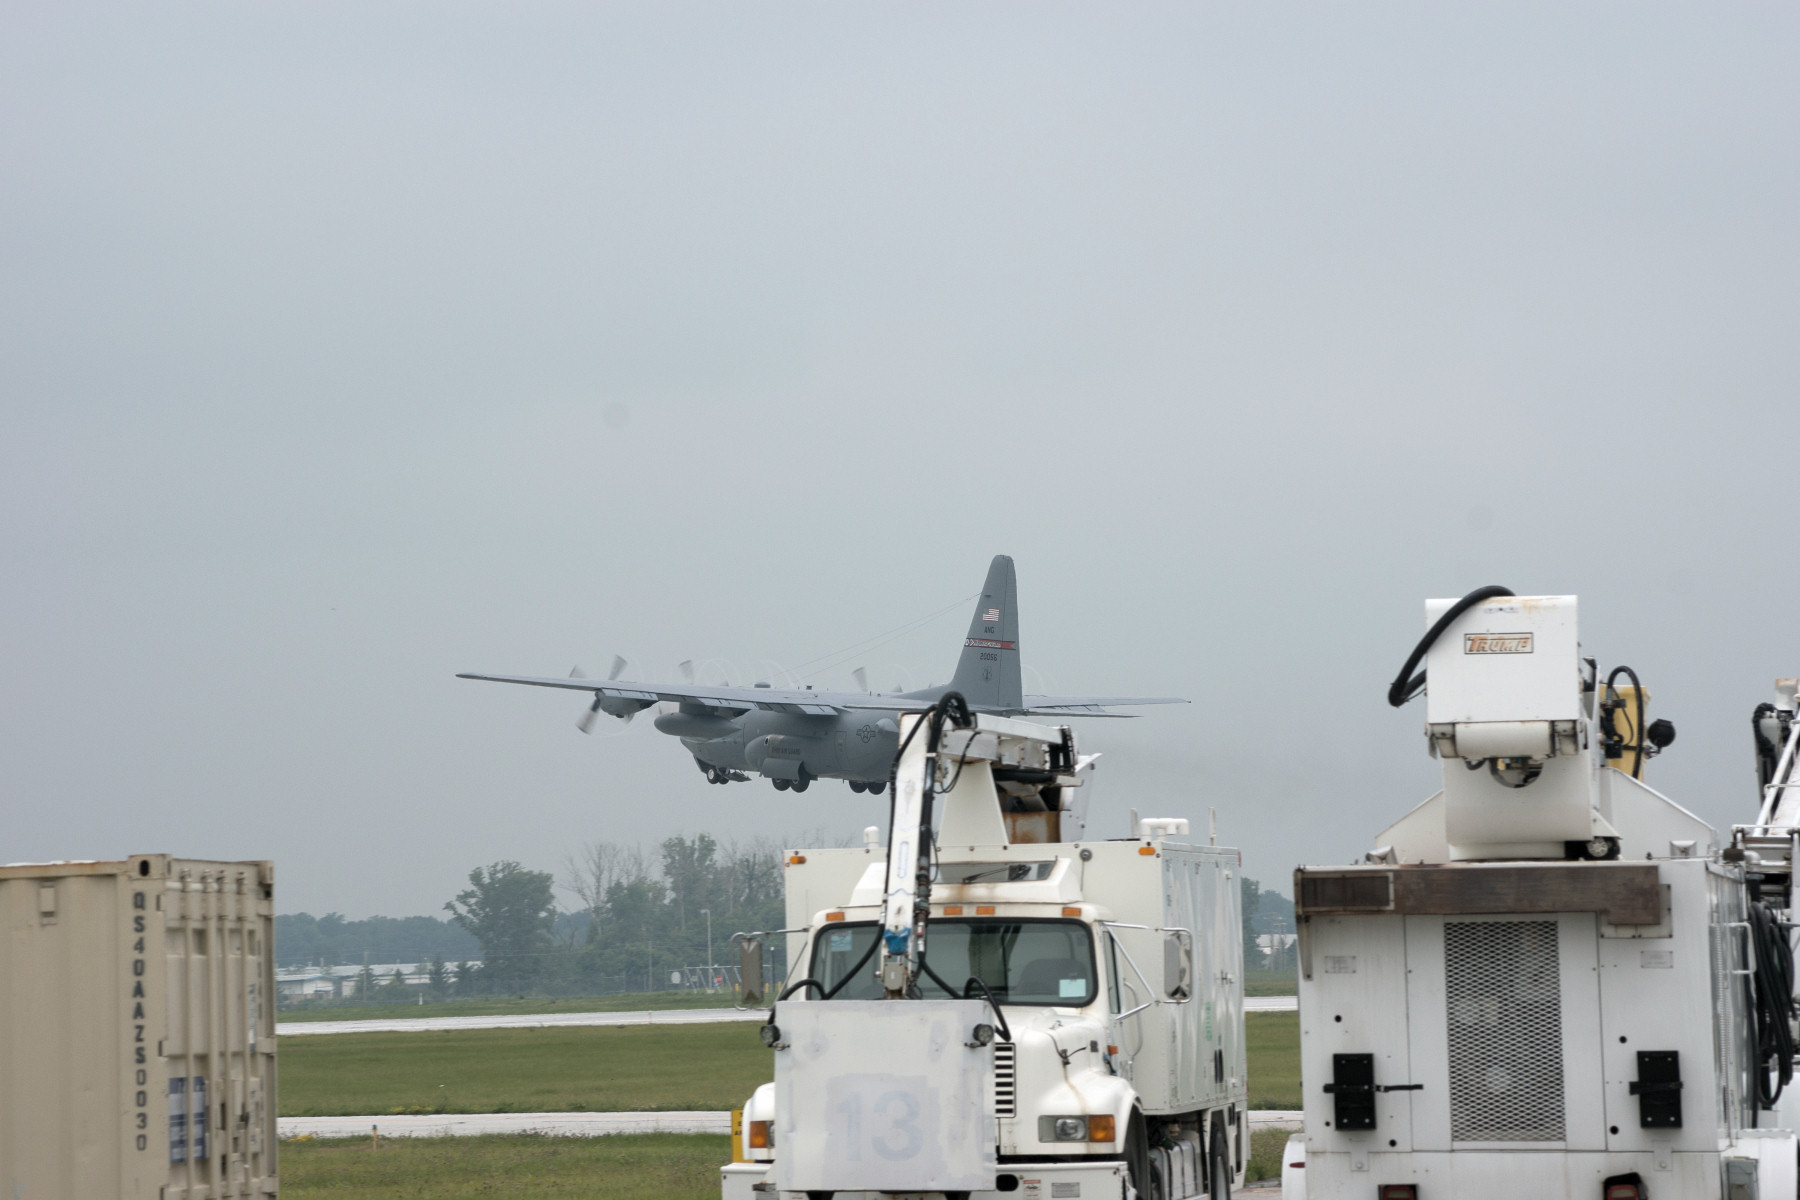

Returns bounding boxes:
[723,704,1248,1200]
[1285,592,1796,1200]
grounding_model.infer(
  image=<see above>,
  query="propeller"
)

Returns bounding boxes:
[852,667,868,693]
[576,656,631,734]
[679,660,695,683]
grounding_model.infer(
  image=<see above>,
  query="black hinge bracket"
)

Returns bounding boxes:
[1325,1053,1378,1131]
[1631,1050,1683,1129]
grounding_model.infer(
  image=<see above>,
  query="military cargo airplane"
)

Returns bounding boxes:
[459,555,1184,792]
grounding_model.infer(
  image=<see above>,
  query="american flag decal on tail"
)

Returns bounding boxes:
[983,608,1000,622]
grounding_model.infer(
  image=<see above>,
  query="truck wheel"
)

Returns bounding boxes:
[1124,1115,1163,1200]
[1207,1120,1231,1199]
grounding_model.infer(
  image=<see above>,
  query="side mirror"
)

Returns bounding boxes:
[1163,930,1192,1001]
[738,936,766,1007]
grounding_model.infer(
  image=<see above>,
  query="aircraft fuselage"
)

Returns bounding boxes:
[673,707,902,785]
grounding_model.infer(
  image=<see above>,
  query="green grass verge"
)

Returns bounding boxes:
[1245,1012,1300,1110]
[1246,1124,1294,1184]
[281,1132,728,1200]
[1243,969,1297,997]
[279,991,737,1023]
[279,1024,771,1116]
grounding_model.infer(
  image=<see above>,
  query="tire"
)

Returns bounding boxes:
[1208,1120,1231,1199]
[1125,1114,1163,1200]
[867,780,886,795]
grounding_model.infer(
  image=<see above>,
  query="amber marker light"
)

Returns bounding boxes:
[1062,906,1082,916]
[944,905,964,915]
[748,1121,772,1150]
[787,855,806,865]
[1087,1115,1116,1143]
[1137,847,1156,856]
[825,912,845,922]
[976,905,996,915]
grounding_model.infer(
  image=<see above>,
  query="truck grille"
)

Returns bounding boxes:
[1445,920,1566,1142]
[993,1042,1016,1117]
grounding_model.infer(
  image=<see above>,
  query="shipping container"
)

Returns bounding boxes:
[0,855,277,1199]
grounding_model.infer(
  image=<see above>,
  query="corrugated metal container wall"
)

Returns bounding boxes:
[0,855,277,1199]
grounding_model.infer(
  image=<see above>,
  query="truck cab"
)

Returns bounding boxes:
[722,703,1248,1200]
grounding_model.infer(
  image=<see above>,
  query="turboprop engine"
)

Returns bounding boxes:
[745,733,809,779]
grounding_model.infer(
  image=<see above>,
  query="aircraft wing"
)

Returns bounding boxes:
[455,673,848,717]
[1018,695,1189,717]
[830,694,1188,716]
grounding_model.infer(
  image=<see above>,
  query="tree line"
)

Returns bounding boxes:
[277,833,792,1003]
[278,840,1294,1005]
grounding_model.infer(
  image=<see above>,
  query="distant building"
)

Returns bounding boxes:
[274,961,478,998]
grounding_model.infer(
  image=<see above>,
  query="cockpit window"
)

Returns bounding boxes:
[811,918,1096,1006]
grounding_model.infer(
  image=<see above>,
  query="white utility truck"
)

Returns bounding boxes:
[1284,590,1799,1200]
[721,695,1248,1200]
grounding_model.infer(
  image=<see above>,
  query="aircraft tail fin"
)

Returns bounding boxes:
[948,555,1023,711]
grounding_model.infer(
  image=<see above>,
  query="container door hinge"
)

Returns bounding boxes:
[1629,1050,1684,1129]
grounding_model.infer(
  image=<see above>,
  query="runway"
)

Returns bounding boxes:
[276,995,1297,1038]
[278,1110,1304,1140]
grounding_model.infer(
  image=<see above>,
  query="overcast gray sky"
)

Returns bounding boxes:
[3,3,1796,917]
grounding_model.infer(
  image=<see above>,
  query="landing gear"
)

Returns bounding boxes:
[866,780,886,795]
[791,776,810,793]
[772,779,791,792]
[848,780,867,794]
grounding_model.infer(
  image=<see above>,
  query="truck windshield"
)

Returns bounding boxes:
[810,919,1096,1006]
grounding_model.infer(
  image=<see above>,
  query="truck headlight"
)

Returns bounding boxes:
[1039,1116,1088,1142]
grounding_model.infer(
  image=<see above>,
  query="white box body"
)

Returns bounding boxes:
[0,855,277,1200]
[1292,857,1775,1198]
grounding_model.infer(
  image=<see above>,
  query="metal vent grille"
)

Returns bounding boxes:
[993,1042,1016,1117]
[1445,920,1566,1142]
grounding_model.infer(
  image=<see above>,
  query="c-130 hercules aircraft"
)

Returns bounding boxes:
[459,555,1184,793]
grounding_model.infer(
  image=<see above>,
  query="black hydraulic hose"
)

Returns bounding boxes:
[822,937,881,1000]
[1750,902,1796,1109]
[962,975,1013,1043]
[777,977,825,1001]
[1386,586,1516,707]
[916,954,960,1000]
[1605,666,1646,780]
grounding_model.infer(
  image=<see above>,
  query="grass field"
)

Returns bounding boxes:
[280,1018,1301,1197]
[1245,1012,1300,1110]
[283,1129,1295,1198]
[1246,1125,1293,1184]
[1243,968,1298,997]
[279,1023,773,1115]
[278,1012,1300,1117]
[279,991,736,1023]
[282,1133,729,1200]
